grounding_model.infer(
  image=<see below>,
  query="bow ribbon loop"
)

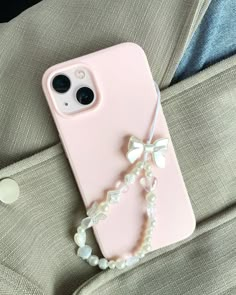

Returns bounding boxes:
[126,136,168,168]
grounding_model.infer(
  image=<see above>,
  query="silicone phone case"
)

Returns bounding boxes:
[42,43,195,259]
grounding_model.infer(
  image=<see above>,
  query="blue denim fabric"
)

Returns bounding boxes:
[172,0,236,84]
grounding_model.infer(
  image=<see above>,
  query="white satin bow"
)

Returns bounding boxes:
[126,136,169,168]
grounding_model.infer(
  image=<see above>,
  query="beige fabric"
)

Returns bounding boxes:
[2,0,236,295]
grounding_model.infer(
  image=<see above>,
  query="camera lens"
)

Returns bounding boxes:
[52,75,71,93]
[76,87,94,105]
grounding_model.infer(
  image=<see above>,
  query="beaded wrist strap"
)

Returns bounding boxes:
[74,82,168,270]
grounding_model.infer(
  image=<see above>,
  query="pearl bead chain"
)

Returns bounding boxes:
[74,159,158,270]
[74,82,168,270]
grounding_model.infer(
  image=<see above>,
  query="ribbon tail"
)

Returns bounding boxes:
[153,138,169,168]
[153,151,166,168]
[127,148,143,163]
[127,136,144,163]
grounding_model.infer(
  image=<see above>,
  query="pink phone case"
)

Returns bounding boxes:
[42,43,195,259]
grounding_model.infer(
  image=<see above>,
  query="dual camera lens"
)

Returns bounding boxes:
[52,74,94,105]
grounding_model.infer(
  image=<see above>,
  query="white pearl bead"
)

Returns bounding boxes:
[87,202,99,216]
[143,244,151,252]
[125,256,140,266]
[107,191,120,204]
[146,192,156,203]
[81,217,94,229]
[137,250,146,258]
[88,255,99,266]
[147,206,155,218]
[132,168,140,176]
[99,202,109,212]
[108,260,116,269]
[143,239,151,248]
[124,173,136,184]
[98,258,108,270]
[136,161,144,169]
[144,162,152,171]
[119,184,129,193]
[77,226,85,233]
[115,181,129,194]
[77,245,92,260]
[115,259,126,269]
[145,171,153,178]
[151,219,156,227]
[144,236,152,244]
[93,212,107,223]
[74,231,86,247]
[146,228,153,235]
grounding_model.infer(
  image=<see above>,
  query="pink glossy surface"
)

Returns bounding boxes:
[42,43,196,259]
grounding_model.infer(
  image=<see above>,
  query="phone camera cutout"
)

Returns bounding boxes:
[76,87,94,105]
[52,75,71,93]
[51,67,97,114]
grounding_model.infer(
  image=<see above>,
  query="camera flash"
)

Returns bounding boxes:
[76,70,85,79]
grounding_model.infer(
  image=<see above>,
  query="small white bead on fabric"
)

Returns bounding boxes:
[0,178,20,204]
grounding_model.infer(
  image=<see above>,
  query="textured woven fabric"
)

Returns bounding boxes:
[1,0,236,294]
